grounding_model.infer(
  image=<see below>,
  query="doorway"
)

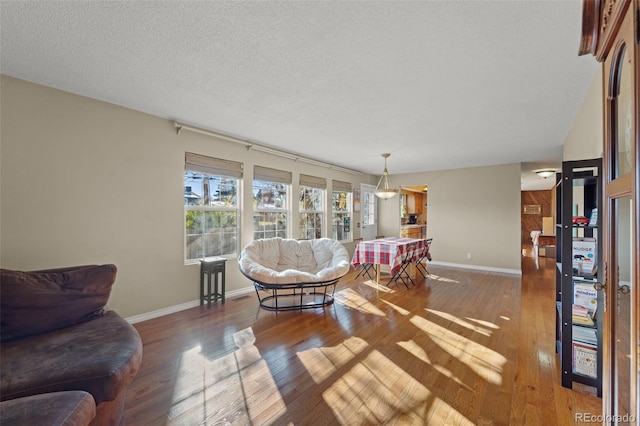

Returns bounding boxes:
[400,185,428,239]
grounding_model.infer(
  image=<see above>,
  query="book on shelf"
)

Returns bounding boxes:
[573,325,597,345]
[573,283,597,318]
[572,238,597,277]
[589,208,598,226]
[573,341,598,378]
[572,304,595,326]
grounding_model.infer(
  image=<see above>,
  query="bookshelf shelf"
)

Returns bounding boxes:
[555,158,603,397]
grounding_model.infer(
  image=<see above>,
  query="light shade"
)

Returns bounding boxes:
[535,169,556,179]
[374,153,398,199]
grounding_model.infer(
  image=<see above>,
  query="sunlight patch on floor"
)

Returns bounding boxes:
[426,308,496,337]
[297,336,369,384]
[397,339,473,392]
[169,345,245,422]
[431,364,474,392]
[334,288,387,316]
[464,317,500,330]
[397,339,431,364]
[410,315,506,385]
[322,349,472,424]
[235,345,286,423]
[360,279,395,293]
[426,273,460,284]
[233,326,256,347]
[169,328,286,424]
[379,298,410,315]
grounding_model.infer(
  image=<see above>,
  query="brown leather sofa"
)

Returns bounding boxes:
[0,391,97,425]
[0,265,143,425]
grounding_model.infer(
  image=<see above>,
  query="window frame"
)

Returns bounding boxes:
[298,185,325,239]
[332,190,353,242]
[184,153,242,264]
[253,179,290,240]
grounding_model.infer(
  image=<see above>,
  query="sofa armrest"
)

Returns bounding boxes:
[1,311,143,404]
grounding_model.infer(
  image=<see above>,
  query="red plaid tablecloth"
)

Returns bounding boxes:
[351,237,430,276]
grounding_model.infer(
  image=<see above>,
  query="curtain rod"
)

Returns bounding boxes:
[173,121,362,175]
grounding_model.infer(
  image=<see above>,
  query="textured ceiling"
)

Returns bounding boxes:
[0,1,597,190]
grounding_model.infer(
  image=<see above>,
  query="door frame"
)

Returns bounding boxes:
[360,183,378,241]
[600,3,639,420]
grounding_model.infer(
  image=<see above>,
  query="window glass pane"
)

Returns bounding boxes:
[207,176,238,207]
[299,212,323,239]
[185,172,204,206]
[614,45,632,178]
[254,212,287,240]
[253,179,288,240]
[332,191,352,241]
[184,170,239,261]
[254,180,287,210]
[299,186,323,211]
[363,191,375,226]
[299,186,324,239]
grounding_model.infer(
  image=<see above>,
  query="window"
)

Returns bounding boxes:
[298,174,326,239]
[253,165,291,240]
[184,153,242,262]
[332,180,353,242]
[363,189,376,226]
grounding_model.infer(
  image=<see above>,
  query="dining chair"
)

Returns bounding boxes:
[415,238,433,278]
[388,245,416,288]
[353,238,376,280]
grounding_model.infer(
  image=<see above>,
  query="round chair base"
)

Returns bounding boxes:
[253,280,337,311]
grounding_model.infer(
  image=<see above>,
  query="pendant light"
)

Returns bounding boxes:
[374,153,398,199]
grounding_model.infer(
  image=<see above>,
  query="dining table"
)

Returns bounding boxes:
[351,237,431,285]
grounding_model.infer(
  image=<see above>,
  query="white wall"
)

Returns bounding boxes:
[378,163,522,272]
[564,70,603,161]
[0,75,376,318]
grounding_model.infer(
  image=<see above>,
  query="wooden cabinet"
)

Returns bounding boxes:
[402,190,424,214]
[414,192,423,214]
[579,0,639,418]
[400,226,424,239]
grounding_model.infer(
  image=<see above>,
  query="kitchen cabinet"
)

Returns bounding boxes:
[403,191,424,214]
[414,193,423,214]
[400,226,424,239]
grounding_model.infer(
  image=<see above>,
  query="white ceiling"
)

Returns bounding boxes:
[0,1,597,190]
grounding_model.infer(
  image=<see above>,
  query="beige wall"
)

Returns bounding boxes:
[378,163,522,272]
[0,75,376,318]
[564,70,603,161]
[1,75,526,320]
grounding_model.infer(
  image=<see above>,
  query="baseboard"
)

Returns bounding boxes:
[126,262,521,323]
[429,260,522,276]
[125,286,255,324]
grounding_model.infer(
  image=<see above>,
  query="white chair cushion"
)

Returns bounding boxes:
[239,238,350,285]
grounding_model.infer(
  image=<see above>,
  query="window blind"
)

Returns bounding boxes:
[185,152,243,178]
[254,165,292,184]
[332,180,352,192]
[299,174,327,189]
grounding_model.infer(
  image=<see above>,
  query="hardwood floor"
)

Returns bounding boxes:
[123,251,602,425]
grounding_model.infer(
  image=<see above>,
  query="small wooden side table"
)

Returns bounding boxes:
[200,257,226,308]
